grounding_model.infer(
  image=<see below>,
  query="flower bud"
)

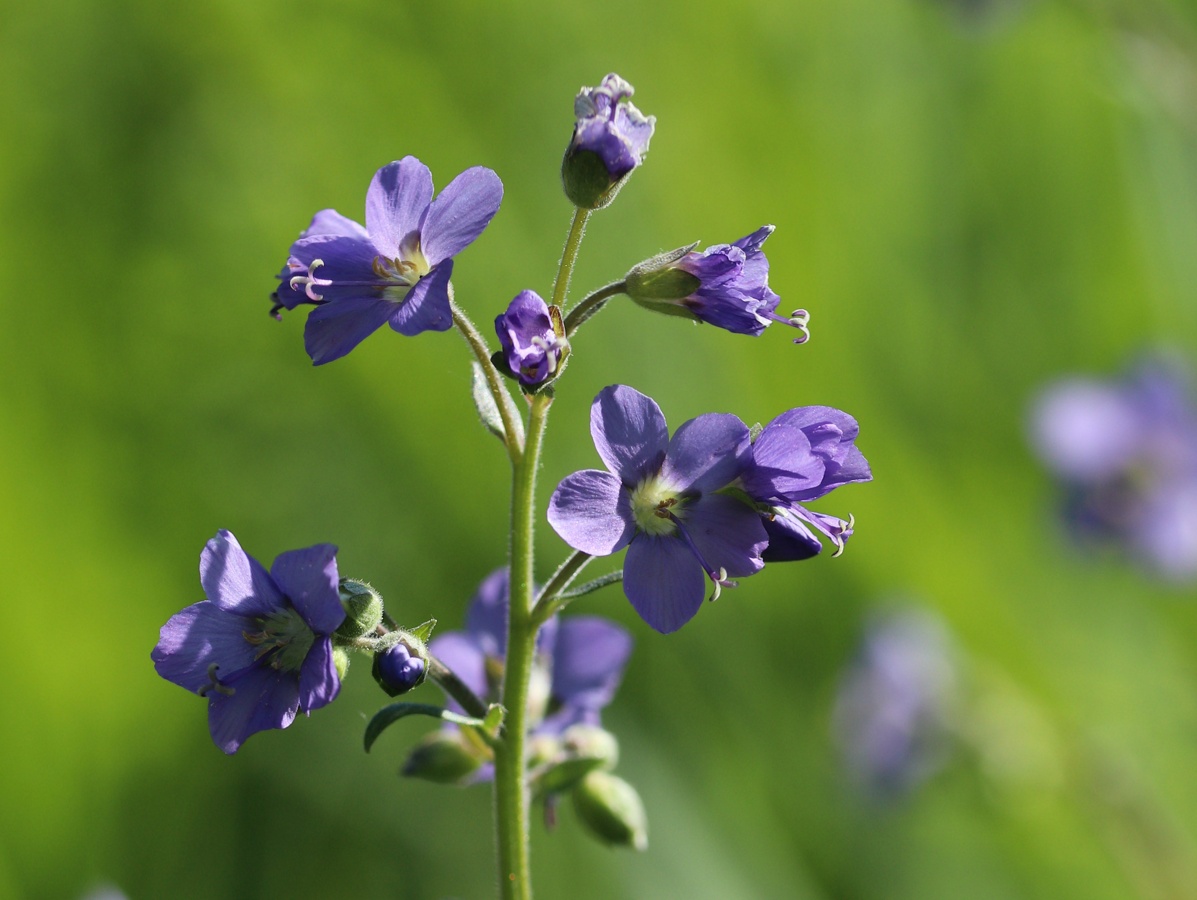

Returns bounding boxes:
[335,579,384,639]
[372,638,428,696]
[562,74,655,210]
[494,290,569,389]
[571,771,648,851]
[401,732,485,784]
[536,725,620,795]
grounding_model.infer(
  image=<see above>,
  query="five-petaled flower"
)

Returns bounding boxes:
[272,156,503,365]
[494,290,568,389]
[548,385,768,633]
[151,530,346,754]
[626,226,809,342]
[426,569,632,780]
[738,406,872,560]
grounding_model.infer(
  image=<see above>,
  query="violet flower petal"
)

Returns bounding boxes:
[151,601,261,692]
[741,423,825,502]
[304,296,395,365]
[550,616,632,709]
[304,208,370,240]
[365,157,435,259]
[547,470,636,556]
[388,258,454,336]
[660,412,750,493]
[420,166,504,266]
[464,568,511,659]
[207,665,300,755]
[761,512,823,562]
[623,535,706,633]
[287,234,383,304]
[297,636,341,713]
[270,543,343,636]
[199,530,282,618]
[590,385,669,484]
[683,493,768,578]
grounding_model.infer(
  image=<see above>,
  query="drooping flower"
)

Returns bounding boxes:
[833,609,957,798]
[272,157,503,365]
[151,530,346,754]
[625,226,809,342]
[738,406,872,560]
[548,385,768,633]
[1030,357,1197,579]
[562,74,655,210]
[494,290,568,388]
[420,569,632,782]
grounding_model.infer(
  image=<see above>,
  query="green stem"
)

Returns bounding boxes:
[451,297,525,462]
[427,654,490,721]
[493,392,552,900]
[530,550,593,628]
[563,281,626,338]
[551,208,591,310]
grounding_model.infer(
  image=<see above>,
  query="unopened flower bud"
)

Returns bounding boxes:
[494,290,569,389]
[372,638,428,696]
[335,579,384,639]
[536,725,620,795]
[402,732,485,784]
[571,771,648,851]
[562,74,654,210]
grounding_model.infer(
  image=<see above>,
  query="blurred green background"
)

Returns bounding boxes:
[4,0,1197,896]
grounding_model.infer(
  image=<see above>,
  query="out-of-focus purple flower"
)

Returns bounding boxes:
[548,385,767,633]
[739,406,872,561]
[428,569,632,781]
[494,290,568,388]
[271,156,503,365]
[833,609,956,798]
[151,530,345,754]
[626,227,810,342]
[562,74,655,209]
[1030,357,1197,579]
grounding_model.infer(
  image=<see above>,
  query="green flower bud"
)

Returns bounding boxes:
[536,725,620,795]
[572,771,648,851]
[333,646,351,681]
[401,732,485,784]
[335,579,384,640]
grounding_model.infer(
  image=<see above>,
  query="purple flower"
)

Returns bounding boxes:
[562,74,655,209]
[376,643,427,695]
[151,530,346,754]
[627,227,809,342]
[548,385,768,633]
[494,290,568,388]
[739,406,872,561]
[429,569,632,779]
[833,609,956,798]
[1030,357,1197,579]
[272,157,503,365]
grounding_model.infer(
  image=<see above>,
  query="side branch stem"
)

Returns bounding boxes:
[563,281,626,337]
[427,654,490,721]
[531,550,593,628]
[451,298,526,462]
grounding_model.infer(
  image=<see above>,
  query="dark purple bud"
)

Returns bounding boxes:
[375,641,427,696]
[494,290,569,388]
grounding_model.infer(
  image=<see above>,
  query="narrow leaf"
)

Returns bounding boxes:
[471,361,507,441]
[364,702,492,752]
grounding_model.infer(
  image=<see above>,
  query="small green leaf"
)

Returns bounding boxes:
[364,702,493,753]
[471,361,507,441]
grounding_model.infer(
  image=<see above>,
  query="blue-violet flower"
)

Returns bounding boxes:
[739,405,872,560]
[272,156,503,365]
[562,74,655,209]
[151,530,346,754]
[548,385,768,633]
[495,290,568,388]
[626,226,810,342]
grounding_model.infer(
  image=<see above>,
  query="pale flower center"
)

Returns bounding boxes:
[630,477,683,536]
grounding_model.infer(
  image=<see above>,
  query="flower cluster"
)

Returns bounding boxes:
[1030,357,1197,579]
[151,531,346,753]
[549,385,870,632]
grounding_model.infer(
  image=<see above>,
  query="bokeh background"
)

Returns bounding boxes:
[4,0,1197,896]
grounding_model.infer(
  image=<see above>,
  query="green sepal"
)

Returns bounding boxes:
[535,725,619,795]
[571,771,648,851]
[408,618,437,643]
[334,579,384,640]
[625,266,701,303]
[561,148,625,210]
[332,646,351,681]
[364,702,496,753]
[748,422,764,442]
